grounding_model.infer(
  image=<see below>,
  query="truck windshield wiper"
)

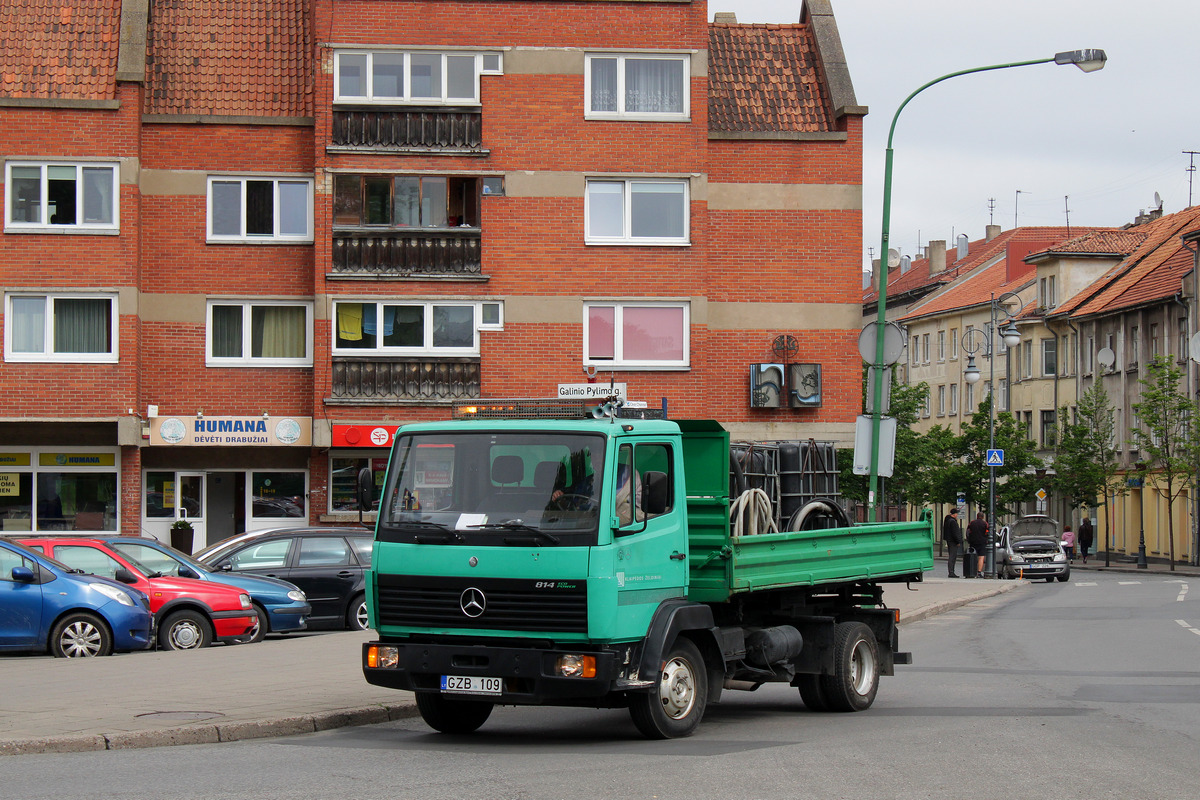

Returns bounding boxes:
[467,521,561,545]
[392,519,466,544]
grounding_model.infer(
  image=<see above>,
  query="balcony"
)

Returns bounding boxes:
[331,229,482,279]
[330,356,480,403]
[330,107,484,154]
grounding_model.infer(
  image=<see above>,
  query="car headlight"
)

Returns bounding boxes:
[287,590,306,602]
[240,593,252,609]
[91,583,136,607]
[1010,554,1025,564]
[1053,552,1067,562]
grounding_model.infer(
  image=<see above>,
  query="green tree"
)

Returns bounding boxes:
[1130,355,1199,570]
[1052,382,1126,555]
[953,401,1043,515]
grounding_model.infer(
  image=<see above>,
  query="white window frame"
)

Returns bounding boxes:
[584,178,689,246]
[206,300,314,367]
[1041,337,1057,377]
[478,301,504,331]
[936,330,945,362]
[583,301,690,369]
[949,383,958,416]
[206,176,314,243]
[4,161,120,233]
[333,50,500,106]
[4,292,118,363]
[584,53,690,121]
[936,385,946,416]
[331,300,486,355]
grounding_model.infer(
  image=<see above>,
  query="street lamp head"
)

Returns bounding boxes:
[1054,49,1107,73]
[1000,321,1022,348]
[965,355,982,384]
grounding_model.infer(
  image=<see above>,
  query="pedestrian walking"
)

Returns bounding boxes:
[1078,516,1094,563]
[943,507,962,578]
[966,512,989,577]
[1062,523,1076,562]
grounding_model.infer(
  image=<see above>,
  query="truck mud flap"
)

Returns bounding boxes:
[638,599,722,702]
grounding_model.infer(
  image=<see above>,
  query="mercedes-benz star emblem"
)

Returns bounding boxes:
[460,587,486,618]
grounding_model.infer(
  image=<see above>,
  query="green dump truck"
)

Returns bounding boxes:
[361,412,934,738]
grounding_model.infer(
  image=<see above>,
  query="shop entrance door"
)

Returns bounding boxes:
[173,472,205,554]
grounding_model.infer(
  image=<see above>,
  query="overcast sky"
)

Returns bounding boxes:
[714,0,1200,270]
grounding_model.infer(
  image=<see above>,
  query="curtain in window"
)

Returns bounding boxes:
[587,182,624,238]
[211,305,243,358]
[590,57,618,112]
[10,166,41,223]
[393,178,420,226]
[630,182,685,239]
[623,306,684,361]
[587,306,615,359]
[432,306,473,348]
[625,58,683,113]
[54,298,110,353]
[251,306,305,358]
[10,296,46,353]
[372,53,405,98]
[338,54,367,97]
[82,167,113,224]
[278,182,308,236]
[211,181,242,236]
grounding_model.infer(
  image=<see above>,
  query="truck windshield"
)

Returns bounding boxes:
[377,431,606,546]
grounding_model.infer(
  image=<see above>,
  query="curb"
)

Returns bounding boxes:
[0,702,421,757]
[898,580,1024,626]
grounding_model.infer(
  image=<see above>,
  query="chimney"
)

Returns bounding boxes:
[928,240,947,276]
[862,270,872,290]
[713,12,737,23]
[985,224,1001,242]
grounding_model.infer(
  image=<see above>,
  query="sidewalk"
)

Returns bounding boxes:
[2,563,1185,757]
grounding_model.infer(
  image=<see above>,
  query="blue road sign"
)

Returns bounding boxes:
[986,449,1005,467]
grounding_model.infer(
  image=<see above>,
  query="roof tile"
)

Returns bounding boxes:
[0,0,120,100]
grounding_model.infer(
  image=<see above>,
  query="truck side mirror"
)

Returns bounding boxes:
[357,467,375,509]
[642,471,669,515]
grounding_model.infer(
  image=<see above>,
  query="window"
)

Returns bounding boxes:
[586,53,689,120]
[1041,409,1057,448]
[1179,318,1189,361]
[333,175,479,229]
[207,301,313,366]
[0,449,118,532]
[334,50,499,105]
[251,472,306,519]
[922,334,930,364]
[922,395,931,418]
[1106,332,1116,371]
[1022,340,1032,378]
[997,379,1008,412]
[1042,337,1057,376]
[936,385,946,416]
[1128,325,1139,367]
[965,381,974,412]
[585,179,688,245]
[1040,275,1057,308]
[615,442,674,527]
[334,300,482,354]
[584,302,689,368]
[207,177,313,242]
[949,383,958,415]
[4,293,117,363]
[1150,323,1160,358]
[1063,335,1071,376]
[5,162,118,231]
[937,330,945,362]
[1084,336,1095,374]
[330,455,388,513]
[297,537,353,567]
[949,328,958,360]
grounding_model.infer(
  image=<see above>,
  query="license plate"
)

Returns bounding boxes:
[441,675,502,696]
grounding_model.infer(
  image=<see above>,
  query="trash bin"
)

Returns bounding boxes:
[962,547,976,578]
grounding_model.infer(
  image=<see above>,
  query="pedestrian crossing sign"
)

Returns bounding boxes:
[986,449,1004,467]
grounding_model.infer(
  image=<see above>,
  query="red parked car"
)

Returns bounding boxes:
[19,537,256,651]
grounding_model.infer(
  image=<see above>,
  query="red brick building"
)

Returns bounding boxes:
[0,0,865,548]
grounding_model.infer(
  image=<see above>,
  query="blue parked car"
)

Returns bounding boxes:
[0,538,154,658]
[100,536,311,643]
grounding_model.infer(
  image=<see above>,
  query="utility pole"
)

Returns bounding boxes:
[1064,195,1071,236]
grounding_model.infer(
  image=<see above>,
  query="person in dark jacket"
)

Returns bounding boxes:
[1078,516,1094,563]
[967,512,989,577]
[942,508,963,577]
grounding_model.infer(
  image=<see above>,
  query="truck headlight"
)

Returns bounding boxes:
[367,645,399,669]
[556,654,596,678]
[287,590,306,602]
[91,583,135,607]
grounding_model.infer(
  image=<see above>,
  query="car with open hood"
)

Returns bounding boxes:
[996,515,1070,582]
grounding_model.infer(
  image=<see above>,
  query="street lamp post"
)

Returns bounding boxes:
[866,49,1107,522]
[963,293,1023,577]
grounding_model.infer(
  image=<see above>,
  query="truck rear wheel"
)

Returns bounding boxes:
[820,622,879,712]
[796,675,830,712]
[415,693,493,734]
[630,638,708,739]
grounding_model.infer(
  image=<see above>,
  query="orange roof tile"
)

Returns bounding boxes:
[145,0,312,117]
[708,23,833,133]
[0,0,121,100]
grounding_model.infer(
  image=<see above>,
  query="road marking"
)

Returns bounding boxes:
[1118,581,1142,585]
[1177,620,1200,638]
[1075,581,1098,586]
[1179,584,1189,602]
[1176,620,1190,628]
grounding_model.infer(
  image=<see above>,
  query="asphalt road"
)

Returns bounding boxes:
[4,570,1198,800]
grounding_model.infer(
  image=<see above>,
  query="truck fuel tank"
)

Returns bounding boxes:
[744,625,804,668]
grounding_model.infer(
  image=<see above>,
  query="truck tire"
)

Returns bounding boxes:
[629,637,708,739]
[820,622,879,712]
[415,693,493,734]
[796,675,830,712]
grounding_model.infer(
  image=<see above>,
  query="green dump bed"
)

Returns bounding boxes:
[677,420,935,604]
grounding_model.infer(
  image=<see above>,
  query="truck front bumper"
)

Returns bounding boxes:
[363,640,633,705]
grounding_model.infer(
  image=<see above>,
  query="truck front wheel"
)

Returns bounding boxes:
[415,693,493,734]
[630,638,708,739]
[820,622,879,712]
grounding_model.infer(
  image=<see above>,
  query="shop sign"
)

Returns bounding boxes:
[332,424,397,448]
[0,453,32,466]
[150,416,313,446]
[557,383,627,399]
[38,452,117,467]
[0,473,18,495]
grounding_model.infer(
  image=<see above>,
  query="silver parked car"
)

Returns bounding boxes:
[997,515,1070,582]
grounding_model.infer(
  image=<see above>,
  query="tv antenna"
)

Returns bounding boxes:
[1185,151,1199,206]
[1015,189,1026,228]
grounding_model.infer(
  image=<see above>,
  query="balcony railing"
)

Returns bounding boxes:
[331,229,482,278]
[331,107,483,152]
[331,357,480,402]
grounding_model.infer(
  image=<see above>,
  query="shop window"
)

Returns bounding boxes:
[207,176,313,242]
[330,455,388,513]
[4,293,117,363]
[251,471,306,519]
[5,162,118,231]
[584,302,688,368]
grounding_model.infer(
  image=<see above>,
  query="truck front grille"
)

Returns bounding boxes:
[376,574,588,633]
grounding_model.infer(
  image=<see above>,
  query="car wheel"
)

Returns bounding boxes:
[629,637,708,739]
[820,622,880,712]
[415,693,493,734]
[347,594,369,630]
[233,604,267,644]
[50,612,113,658]
[796,674,831,712]
[1045,577,1055,583]
[1057,572,1070,582]
[159,609,213,651]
